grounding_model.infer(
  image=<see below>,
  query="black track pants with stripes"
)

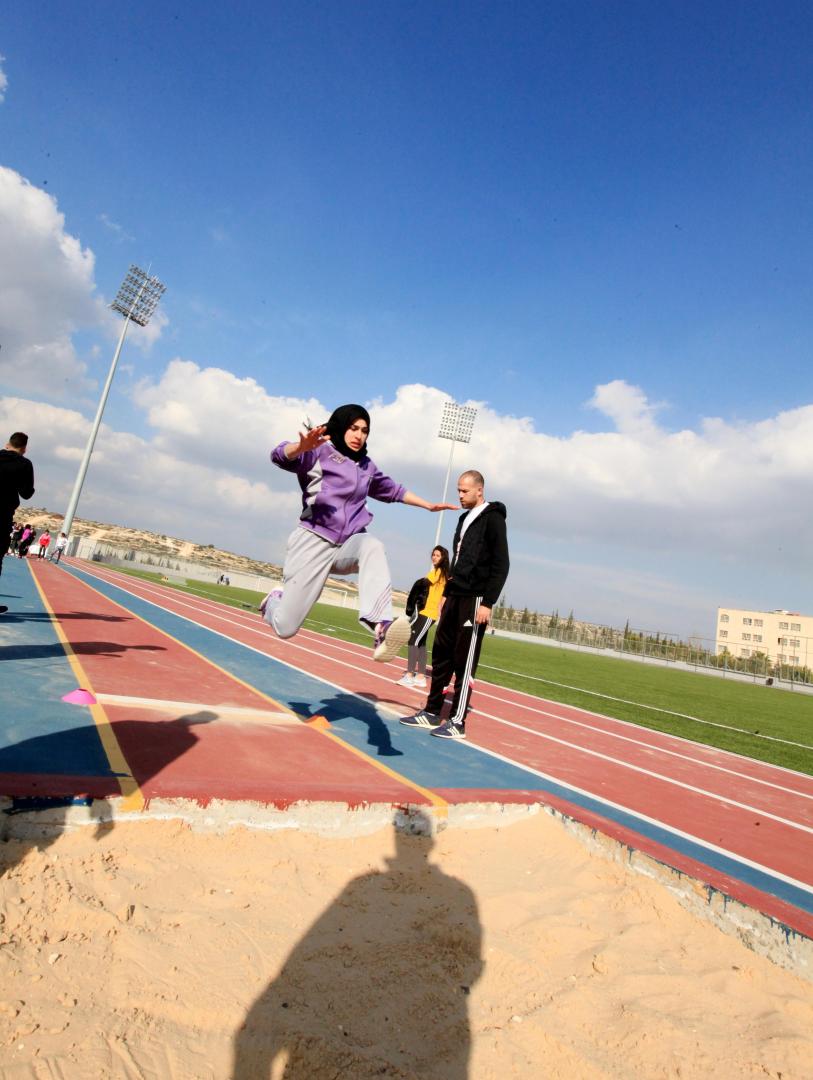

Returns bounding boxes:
[425,594,486,726]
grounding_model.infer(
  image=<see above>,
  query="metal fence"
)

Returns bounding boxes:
[490,617,813,689]
[67,539,394,614]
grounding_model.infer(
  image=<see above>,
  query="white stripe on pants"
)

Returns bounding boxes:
[265,526,394,639]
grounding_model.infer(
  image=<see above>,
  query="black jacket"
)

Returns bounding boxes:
[0,449,35,514]
[405,576,430,617]
[445,501,509,608]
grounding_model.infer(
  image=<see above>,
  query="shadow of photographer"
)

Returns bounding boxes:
[233,809,483,1079]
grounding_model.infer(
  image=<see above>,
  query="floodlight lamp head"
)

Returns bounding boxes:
[110,264,167,327]
[437,401,477,443]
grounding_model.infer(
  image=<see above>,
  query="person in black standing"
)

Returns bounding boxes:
[400,469,509,741]
[9,522,23,555]
[0,433,35,613]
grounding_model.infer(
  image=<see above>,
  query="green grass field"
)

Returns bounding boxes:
[105,566,813,775]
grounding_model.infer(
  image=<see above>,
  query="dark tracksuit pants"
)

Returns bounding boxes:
[425,593,487,727]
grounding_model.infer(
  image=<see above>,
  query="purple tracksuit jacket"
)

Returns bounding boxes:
[272,441,406,545]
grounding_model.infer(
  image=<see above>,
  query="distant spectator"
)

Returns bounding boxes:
[37,529,51,559]
[396,545,450,690]
[9,522,23,555]
[0,432,35,579]
[50,532,69,564]
[17,524,34,557]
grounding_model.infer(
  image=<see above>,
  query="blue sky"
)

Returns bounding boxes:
[1,2,812,640]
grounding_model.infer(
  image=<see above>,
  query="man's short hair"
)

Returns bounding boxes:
[8,432,28,450]
[459,469,484,488]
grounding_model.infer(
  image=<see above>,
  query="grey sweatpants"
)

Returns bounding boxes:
[264,526,394,639]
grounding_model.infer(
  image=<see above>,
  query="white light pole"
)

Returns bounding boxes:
[62,265,166,538]
[434,400,477,547]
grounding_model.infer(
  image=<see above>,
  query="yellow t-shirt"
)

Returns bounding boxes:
[420,568,446,620]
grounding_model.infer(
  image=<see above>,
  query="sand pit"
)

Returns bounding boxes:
[1,810,811,1079]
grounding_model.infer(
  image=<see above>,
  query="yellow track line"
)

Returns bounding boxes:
[29,564,145,812]
[59,564,448,816]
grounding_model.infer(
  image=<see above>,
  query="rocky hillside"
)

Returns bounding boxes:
[16,507,287,580]
[12,509,405,599]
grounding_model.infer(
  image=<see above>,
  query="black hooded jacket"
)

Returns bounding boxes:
[444,501,509,608]
[405,576,431,617]
[0,449,35,515]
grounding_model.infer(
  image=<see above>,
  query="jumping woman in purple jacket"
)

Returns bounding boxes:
[261,404,456,661]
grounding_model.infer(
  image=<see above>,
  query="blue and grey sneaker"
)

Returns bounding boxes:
[431,721,466,740]
[399,710,443,730]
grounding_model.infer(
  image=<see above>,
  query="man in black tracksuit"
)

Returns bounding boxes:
[400,470,509,741]
[0,432,36,613]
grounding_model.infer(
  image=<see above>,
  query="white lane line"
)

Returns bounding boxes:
[467,704,813,835]
[285,626,813,803]
[73,565,813,838]
[479,662,813,751]
[469,689,813,802]
[85,564,813,893]
[299,614,813,757]
[455,737,813,898]
[78,568,813,800]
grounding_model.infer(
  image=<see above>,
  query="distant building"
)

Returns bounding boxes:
[715,607,812,667]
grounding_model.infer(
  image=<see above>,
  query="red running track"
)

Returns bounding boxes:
[33,560,813,939]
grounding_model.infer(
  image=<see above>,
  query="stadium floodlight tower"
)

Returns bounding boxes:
[61,264,166,538]
[434,400,477,547]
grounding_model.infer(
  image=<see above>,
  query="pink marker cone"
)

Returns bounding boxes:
[62,688,97,706]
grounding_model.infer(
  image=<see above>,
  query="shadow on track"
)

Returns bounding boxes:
[0,711,216,879]
[0,610,131,623]
[0,641,165,662]
[288,692,406,757]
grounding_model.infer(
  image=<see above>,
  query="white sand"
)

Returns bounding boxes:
[1,812,811,1078]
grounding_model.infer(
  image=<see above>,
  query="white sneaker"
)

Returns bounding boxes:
[260,588,283,619]
[412,674,427,689]
[396,673,416,687]
[373,615,411,662]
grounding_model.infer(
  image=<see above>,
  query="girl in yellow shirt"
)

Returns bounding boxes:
[397,546,450,689]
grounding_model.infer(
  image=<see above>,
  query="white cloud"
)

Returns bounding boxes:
[2,158,809,636]
[0,394,299,550]
[0,167,167,397]
[98,212,135,243]
[124,364,813,634]
[4,369,812,635]
[0,55,7,103]
[126,307,169,352]
[132,359,325,481]
[588,378,666,437]
[0,167,101,395]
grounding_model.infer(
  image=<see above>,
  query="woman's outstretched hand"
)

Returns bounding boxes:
[403,492,459,512]
[285,424,329,459]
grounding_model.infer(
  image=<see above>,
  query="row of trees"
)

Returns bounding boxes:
[490,601,813,685]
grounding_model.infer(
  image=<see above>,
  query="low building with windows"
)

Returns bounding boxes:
[715,607,812,667]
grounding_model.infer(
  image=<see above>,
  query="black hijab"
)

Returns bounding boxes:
[325,404,370,462]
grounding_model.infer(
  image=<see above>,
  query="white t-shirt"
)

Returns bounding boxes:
[455,501,489,561]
